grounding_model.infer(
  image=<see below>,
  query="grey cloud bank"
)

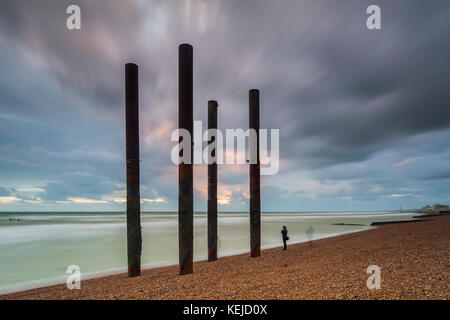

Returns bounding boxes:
[0,0,449,211]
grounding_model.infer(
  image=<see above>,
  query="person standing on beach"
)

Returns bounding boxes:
[281,226,289,250]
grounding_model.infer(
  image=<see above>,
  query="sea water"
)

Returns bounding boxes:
[0,211,416,294]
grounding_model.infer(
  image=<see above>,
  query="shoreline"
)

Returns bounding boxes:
[0,225,374,296]
[1,214,448,300]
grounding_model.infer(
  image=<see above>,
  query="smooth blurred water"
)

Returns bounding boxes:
[0,211,417,293]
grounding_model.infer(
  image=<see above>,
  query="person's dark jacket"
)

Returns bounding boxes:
[281,228,288,240]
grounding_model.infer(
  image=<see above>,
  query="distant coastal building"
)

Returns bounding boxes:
[421,203,450,214]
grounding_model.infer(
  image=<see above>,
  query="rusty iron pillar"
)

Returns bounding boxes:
[249,89,261,257]
[178,44,194,275]
[125,63,142,277]
[207,100,218,262]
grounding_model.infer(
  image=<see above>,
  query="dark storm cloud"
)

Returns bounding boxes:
[0,0,449,210]
[270,0,450,169]
[0,0,150,114]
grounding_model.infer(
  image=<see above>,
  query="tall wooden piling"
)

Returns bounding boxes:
[249,89,261,257]
[208,100,218,262]
[178,44,194,274]
[125,63,142,276]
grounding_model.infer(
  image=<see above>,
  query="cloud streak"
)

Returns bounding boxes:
[394,157,424,167]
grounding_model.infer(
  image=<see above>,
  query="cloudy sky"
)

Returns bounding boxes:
[0,0,449,212]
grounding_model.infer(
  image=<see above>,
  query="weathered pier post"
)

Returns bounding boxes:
[249,89,261,257]
[178,44,194,274]
[208,100,218,262]
[125,63,142,276]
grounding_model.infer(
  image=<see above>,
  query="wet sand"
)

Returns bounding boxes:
[1,215,448,300]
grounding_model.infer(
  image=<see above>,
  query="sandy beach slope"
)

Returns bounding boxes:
[1,215,448,300]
